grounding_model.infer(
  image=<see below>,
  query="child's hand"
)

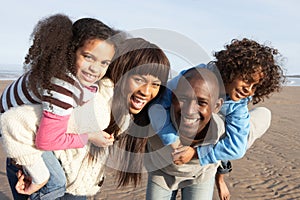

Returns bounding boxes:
[88,130,114,147]
[172,145,196,165]
[169,138,181,149]
[15,170,47,195]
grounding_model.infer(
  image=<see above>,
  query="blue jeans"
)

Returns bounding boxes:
[6,151,66,200]
[146,175,215,200]
[58,193,86,200]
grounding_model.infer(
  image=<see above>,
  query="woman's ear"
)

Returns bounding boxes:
[213,98,224,113]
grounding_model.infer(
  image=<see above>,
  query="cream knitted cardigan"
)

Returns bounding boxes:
[0,78,130,196]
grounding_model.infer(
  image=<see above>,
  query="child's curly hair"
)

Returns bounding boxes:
[213,38,286,104]
[24,14,116,92]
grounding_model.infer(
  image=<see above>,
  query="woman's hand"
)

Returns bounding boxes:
[15,170,48,195]
[88,130,114,147]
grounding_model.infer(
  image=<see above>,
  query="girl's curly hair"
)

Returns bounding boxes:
[213,38,286,104]
[24,14,116,92]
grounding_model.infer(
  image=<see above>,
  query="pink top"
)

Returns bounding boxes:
[0,71,98,150]
[35,111,89,150]
[35,85,98,150]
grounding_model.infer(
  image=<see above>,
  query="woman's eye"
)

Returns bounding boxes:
[101,61,110,67]
[134,78,143,83]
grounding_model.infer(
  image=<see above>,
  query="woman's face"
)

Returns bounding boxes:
[76,39,115,87]
[124,74,161,115]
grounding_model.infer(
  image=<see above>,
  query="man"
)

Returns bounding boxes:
[145,67,224,200]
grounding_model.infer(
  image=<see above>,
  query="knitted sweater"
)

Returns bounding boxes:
[0,78,130,196]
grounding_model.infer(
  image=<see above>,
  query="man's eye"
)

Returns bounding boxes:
[198,101,207,106]
[178,97,187,102]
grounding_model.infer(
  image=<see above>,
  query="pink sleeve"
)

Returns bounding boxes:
[35,111,89,150]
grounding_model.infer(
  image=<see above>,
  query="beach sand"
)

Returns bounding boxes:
[0,80,299,199]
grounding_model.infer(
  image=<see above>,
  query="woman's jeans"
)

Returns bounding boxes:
[146,175,215,200]
[6,151,66,200]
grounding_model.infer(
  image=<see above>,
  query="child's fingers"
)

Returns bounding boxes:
[101,131,111,138]
[177,146,188,151]
[15,174,26,192]
[105,139,114,146]
[172,145,187,155]
[172,151,183,161]
[16,170,23,179]
[102,131,115,144]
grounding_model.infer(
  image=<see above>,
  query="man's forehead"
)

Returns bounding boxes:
[175,77,211,98]
[177,68,219,96]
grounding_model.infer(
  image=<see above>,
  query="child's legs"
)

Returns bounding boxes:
[30,151,66,200]
[181,176,215,200]
[6,158,29,200]
[146,175,173,200]
[170,190,178,200]
[247,107,271,149]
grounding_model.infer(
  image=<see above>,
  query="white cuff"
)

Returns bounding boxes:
[23,160,50,184]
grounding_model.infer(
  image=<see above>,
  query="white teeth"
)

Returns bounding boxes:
[86,73,96,78]
[182,117,198,123]
[83,71,97,79]
[131,96,147,109]
[134,96,146,103]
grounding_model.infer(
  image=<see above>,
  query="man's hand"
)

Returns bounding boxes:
[88,130,114,147]
[172,145,196,165]
[15,170,48,195]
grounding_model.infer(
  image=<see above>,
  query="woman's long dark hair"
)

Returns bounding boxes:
[104,38,170,187]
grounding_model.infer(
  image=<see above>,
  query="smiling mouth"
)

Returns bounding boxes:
[82,71,98,82]
[179,116,200,139]
[236,89,246,98]
[130,95,147,110]
[181,116,200,126]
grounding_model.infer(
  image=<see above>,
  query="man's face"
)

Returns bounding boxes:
[170,77,215,140]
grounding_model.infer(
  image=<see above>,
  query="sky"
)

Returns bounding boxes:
[0,0,299,75]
